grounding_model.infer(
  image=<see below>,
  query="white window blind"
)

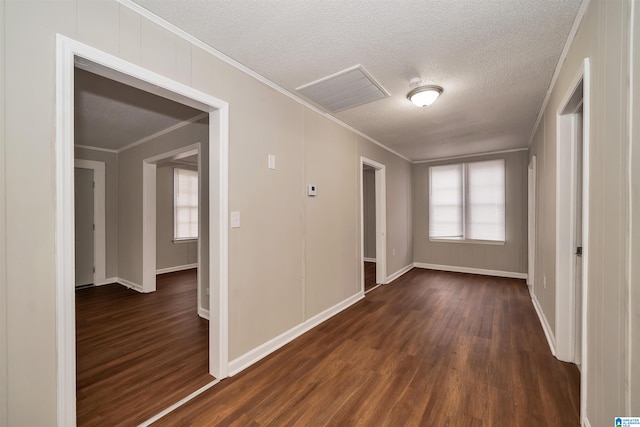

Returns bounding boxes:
[466,159,505,241]
[429,163,463,239]
[174,168,198,240]
[429,159,505,242]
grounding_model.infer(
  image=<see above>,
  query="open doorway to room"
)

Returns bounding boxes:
[57,37,230,426]
[360,157,387,294]
[72,67,213,425]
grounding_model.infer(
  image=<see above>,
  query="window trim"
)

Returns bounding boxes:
[428,159,506,244]
[173,167,199,241]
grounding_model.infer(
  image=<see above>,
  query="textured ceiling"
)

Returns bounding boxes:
[131,0,582,161]
[75,68,203,151]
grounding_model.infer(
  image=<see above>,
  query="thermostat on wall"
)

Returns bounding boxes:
[308,184,317,196]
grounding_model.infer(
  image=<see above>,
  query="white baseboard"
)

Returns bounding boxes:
[228,292,365,376]
[116,277,143,293]
[386,263,413,283]
[198,307,209,320]
[156,263,198,275]
[413,262,528,279]
[363,257,376,263]
[531,293,557,356]
[95,277,117,287]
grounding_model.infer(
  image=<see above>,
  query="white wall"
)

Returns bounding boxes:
[2,1,413,424]
[156,163,198,271]
[412,150,528,275]
[530,0,637,424]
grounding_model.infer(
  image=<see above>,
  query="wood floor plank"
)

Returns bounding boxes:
[76,270,212,426]
[151,268,580,426]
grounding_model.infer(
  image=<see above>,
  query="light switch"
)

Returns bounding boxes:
[268,154,276,170]
[231,211,241,228]
[308,184,317,196]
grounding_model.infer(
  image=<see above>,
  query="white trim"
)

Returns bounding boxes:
[116,277,143,293]
[386,264,413,284]
[137,378,221,427]
[527,156,537,289]
[74,144,118,154]
[363,257,376,263]
[413,262,527,279]
[55,36,230,425]
[55,35,78,427]
[364,284,382,294]
[528,0,591,145]
[583,417,591,427]
[198,308,210,320]
[228,293,364,376]
[156,264,198,275]
[116,0,411,163]
[118,112,208,154]
[428,238,505,246]
[74,159,106,287]
[94,277,117,287]
[413,148,529,164]
[531,293,557,356]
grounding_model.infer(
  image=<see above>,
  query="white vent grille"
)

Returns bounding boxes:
[296,65,389,113]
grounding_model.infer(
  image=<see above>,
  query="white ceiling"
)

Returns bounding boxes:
[74,68,203,151]
[131,0,582,161]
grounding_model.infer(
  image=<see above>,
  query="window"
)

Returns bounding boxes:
[429,159,505,242]
[174,168,198,240]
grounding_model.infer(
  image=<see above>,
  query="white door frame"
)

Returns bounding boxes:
[74,159,106,286]
[555,58,590,423]
[527,155,536,293]
[55,35,229,426]
[360,157,387,292]
[142,144,203,316]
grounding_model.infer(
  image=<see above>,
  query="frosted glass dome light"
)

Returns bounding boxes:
[407,85,443,107]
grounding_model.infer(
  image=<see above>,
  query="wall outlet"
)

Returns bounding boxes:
[543,275,547,288]
[392,248,396,256]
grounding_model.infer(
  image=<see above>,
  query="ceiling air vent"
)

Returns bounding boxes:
[296,65,389,113]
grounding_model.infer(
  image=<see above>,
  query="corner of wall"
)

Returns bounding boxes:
[0,0,8,422]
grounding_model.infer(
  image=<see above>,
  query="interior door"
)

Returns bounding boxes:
[75,167,95,287]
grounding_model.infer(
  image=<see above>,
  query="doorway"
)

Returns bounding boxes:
[56,36,229,426]
[73,159,106,288]
[555,60,590,426]
[74,167,94,287]
[360,157,387,294]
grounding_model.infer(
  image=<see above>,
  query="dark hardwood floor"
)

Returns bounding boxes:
[153,268,580,426]
[76,269,212,426]
[364,261,376,292]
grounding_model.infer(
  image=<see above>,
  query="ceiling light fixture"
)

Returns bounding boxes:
[407,85,443,107]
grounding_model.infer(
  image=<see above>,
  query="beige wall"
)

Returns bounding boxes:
[156,163,198,271]
[358,137,414,277]
[0,0,7,424]
[362,168,376,259]
[412,150,528,274]
[3,1,413,423]
[117,118,209,298]
[74,147,119,278]
[530,0,636,423]
[631,0,640,414]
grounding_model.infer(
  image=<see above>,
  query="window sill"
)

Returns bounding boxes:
[429,238,505,246]
[173,238,198,243]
